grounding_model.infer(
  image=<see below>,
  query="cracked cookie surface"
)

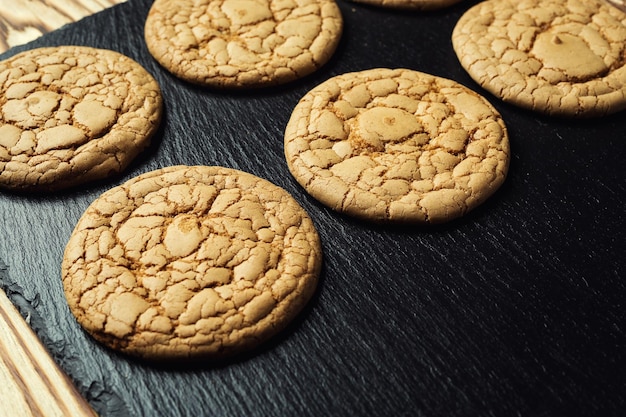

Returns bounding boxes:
[62,165,322,360]
[346,0,463,11]
[144,0,343,88]
[284,68,510,224]
[452,0,626,117]
[0,46,162,191]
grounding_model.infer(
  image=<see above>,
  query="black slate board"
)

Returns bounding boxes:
[1,0,625,416]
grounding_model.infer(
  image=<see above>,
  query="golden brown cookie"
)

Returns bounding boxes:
[143,0,343,88]
[0,46,162,192]
[62,165,322,361]
[452,0,626,118]
[284,68,510,224]
[346,0,463,11]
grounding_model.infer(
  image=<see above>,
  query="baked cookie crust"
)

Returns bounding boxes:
[452,0,626,117]
[284,68,510,224]
[0,46,162,191]
[62,165,322,361]
[144,0,343,88]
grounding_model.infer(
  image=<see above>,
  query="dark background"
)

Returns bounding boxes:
[1,0,625,416]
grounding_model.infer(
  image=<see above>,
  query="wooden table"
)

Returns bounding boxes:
[0,0,126,53]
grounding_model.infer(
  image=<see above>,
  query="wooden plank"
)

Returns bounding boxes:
[0,289,97,417]
[0,0,127,53]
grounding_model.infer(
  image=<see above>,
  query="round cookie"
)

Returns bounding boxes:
[452,0,626,118]
[143,0,343,88]
[62,165,322,361]
[284,68,510,224]
[0,46,162,192]
[346,0,463,11]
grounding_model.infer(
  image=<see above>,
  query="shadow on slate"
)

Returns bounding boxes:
[0,0,625,416]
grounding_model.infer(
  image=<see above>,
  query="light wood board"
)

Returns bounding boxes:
[0,289,97,417]
[0,0,127,53]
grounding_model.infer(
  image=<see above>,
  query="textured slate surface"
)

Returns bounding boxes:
[1,0,625,416]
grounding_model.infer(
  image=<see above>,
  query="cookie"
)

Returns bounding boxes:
[0,46,162,192]
[452,0,626,118]
[284,68,510,224]
[346,0,463,11]
[61,165,322,361]
[144,0,343,88]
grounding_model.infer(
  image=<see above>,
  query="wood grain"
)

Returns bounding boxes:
[0,289,97,417]
[0,0,127,53]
